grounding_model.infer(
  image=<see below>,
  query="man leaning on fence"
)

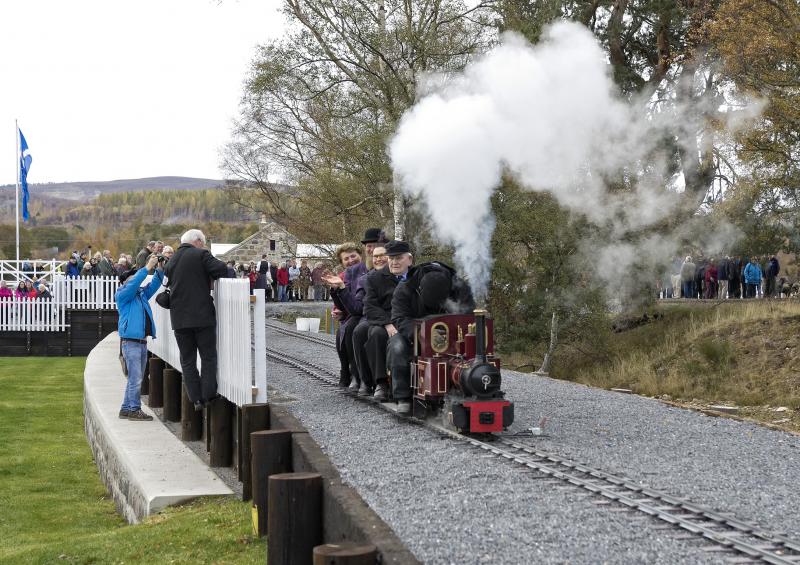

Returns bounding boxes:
[117,255,164,421]
[163,229,228,411]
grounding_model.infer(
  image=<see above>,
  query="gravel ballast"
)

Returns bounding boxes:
[265,324,747,564]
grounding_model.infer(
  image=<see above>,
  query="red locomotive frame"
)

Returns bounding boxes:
[410,311,513,434]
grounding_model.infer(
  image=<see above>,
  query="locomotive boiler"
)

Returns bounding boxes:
[410,309,514,434]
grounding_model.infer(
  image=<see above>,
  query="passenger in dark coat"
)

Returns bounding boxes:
[353,244,399,399]
[389,259,474,414]
[163,229,228,408]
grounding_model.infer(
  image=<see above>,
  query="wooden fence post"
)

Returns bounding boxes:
[251,429,292,537]
[209,397,234,467]
[148,357,164,408]
[181,384,203,441]
[267,472,322,565]
[239,403,270,501]
[162,367,182,422]
[312,544,378,565]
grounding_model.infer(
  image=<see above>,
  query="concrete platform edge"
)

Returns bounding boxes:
[83,333,233,524]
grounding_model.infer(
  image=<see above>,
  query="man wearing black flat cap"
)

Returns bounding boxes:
[358,239,413,400]
[388,260,475,414]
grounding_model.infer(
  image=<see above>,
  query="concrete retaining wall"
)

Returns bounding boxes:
[84,333,232,524]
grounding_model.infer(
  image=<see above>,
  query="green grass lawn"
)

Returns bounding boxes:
[0,357,264,564]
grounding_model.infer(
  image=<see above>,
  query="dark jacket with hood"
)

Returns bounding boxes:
[391,261,475,342]
[767,257,780,278]
[163,243,228,330]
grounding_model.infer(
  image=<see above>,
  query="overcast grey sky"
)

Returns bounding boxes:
[0,0,285,184]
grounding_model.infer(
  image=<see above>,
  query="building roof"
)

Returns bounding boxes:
[210,243,238,257]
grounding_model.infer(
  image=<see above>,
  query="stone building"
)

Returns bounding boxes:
[218,220,298,265]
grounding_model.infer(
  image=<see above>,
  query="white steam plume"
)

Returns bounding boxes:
[389,22,749,301]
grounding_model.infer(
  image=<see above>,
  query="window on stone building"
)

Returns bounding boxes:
[269,239,276,251]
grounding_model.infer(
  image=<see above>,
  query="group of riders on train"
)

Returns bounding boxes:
[322,228,474,416]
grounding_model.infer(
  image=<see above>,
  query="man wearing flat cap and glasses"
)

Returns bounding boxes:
[388,256,475,415]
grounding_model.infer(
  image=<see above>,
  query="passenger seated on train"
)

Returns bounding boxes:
[357,240,412,401]
[327,229,388,392]
[323,242,365,388]
[389,261,475,414]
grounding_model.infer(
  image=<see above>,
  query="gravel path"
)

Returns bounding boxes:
[266,324,733,564]
[500,375,800,538]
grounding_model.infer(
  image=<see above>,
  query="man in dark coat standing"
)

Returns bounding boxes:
[389,259,474,414]
[163,229,228,410]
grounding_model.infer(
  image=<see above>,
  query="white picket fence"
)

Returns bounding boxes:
[52,276,119,309]
[0,275,120,331]
[148,279,267,407]
[0,298,67,331]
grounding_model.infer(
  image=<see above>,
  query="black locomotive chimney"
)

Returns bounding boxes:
[474,309,487,363]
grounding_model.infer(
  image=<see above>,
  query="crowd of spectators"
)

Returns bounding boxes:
[659,254,795,300]
[229,256,332,302]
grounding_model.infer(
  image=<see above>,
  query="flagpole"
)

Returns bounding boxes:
[15,119,20,267]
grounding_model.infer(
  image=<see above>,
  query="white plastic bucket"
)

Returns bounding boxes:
[296,318,310,331]
[307,318,320,333]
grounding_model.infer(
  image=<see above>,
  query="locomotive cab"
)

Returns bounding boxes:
[411,310,514,434]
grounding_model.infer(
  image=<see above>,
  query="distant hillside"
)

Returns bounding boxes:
[0,176,223,201]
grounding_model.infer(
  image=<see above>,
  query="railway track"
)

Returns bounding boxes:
[266,321,800,564]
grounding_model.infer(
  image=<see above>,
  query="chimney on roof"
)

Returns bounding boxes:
[260,213,267,225]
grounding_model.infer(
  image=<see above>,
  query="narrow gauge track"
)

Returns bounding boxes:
[266,322,800,564]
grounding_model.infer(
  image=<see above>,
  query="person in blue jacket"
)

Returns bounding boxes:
[743,258,763,299]
[116,255,164,420]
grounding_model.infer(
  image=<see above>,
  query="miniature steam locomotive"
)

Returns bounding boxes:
[410,309,514,434]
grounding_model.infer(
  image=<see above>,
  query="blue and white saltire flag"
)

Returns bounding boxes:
[19,128,32,221]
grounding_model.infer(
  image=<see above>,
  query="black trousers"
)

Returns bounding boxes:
[174,325,218,403]
[388,333,413,401]
[336,317,360,386]
[364,324,390,387]
[352,320,372,388]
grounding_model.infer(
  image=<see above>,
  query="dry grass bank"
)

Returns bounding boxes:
[551,300,800,432]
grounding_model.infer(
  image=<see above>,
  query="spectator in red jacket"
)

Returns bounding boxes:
[0,281,12,299]
[276,262,290,302]
[704,259,718,299]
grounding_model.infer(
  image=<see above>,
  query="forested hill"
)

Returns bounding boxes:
[0,188,259,259]
[0,176,222,201]
[29,189,257,226]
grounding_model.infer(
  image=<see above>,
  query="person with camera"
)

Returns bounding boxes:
[117,254,164,421]
[163,229,228,411]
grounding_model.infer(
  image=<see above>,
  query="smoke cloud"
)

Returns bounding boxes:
[389,22,751,302]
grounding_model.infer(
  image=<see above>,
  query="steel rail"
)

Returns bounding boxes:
[266,326,800,564]
[266,320,336,348]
